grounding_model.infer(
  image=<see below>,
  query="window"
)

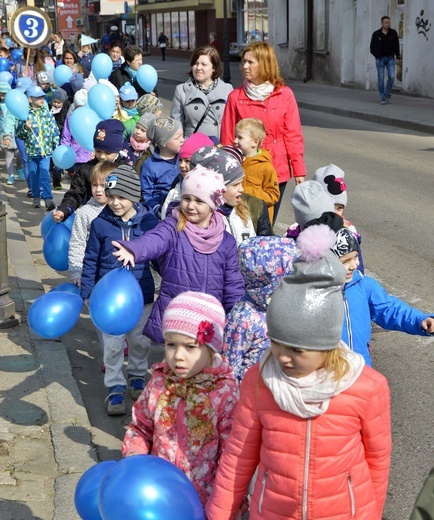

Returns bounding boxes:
[242,0,269,43]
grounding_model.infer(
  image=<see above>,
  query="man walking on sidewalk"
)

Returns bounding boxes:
[370,16,401,105]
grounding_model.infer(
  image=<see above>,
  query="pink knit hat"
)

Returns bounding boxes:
[162,291,225,353]
[181,165,226,211]
[179,133,215,159]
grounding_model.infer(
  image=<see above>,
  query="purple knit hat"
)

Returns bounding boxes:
[181,165,226,211]
[162,291,225,353]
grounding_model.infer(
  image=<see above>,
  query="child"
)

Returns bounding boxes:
[77,40,95,74]
[80,165,159,415]
[122,291,239,506]
[139,116,184,218]
[16,85,59,210]
[68,161,116,287]
[161,132,214,219]
[119,82,138,118]
[234,118,279,222]
[121,114,155,170]
[50,87,71,190]
[206,224,392,520]
[112,165,245,346]
[0,81,21,186]
[331,227,434,366]
[223,236,297,385]
[123,93,163,139]
[35,70,54,107]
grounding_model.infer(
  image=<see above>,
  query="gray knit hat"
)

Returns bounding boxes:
[137,113,157,130]
[105,165,141,203]
[52,87,68,103]
[291,180,335,229]
[331,228,359,258]
[191,147,245,186]
[267,224,346,350]
[313,164,348,207]
[146,116,182,148]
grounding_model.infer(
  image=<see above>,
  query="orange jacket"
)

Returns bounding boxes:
[206,363,391,520]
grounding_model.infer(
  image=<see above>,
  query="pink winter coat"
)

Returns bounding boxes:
[205,363,391,520]
[122,358,239,506]
[220,85,306,183]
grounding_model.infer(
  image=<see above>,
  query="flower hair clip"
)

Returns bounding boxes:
[197,320,215,345]
[213,188,227,208]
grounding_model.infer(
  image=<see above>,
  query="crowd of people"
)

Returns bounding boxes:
[1,29,433,519]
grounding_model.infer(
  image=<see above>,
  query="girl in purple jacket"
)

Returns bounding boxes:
[112,165,245,346]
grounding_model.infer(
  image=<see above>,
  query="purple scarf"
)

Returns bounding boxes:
[173,209,225,254]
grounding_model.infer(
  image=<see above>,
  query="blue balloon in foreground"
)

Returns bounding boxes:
[53,144,76,169]
[40,212,56,239]
[98,455,204,520]
[29,292,83,339]
[63,213,76,232]
[75,461,117,520]
[70,106,101,151]
[91,53,113,80]
[54,64,73,86]
[50,283,80,296]
[88,83,116,120]
[5,89,28,120]
[89,268,144,335]
[136,64,158,93]
[43,223,71,271]
[0,57,9,71]
[0,71,12,84]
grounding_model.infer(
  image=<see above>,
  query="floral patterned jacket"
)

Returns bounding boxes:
[122,357,239,506]
[16,105,59,158]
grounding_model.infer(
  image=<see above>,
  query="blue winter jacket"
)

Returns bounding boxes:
[80,203,158,302]
[119,216,245,343]
[342,270,432,366]
[139,149,180,217]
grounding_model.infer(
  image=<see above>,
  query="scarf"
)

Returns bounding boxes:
[123,106,138,117]
[125,65,138,80]
[192,77,218,95]
[172,209,225,254]
[260,343,365,418]
[155,366,218,453]
[243,80,275,101]
[129,134,150,152]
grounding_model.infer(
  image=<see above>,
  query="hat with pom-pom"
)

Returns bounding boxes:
[162,291,225,353]
[181,165,226,212]
[313,164,348,207]
[267,224,346,350]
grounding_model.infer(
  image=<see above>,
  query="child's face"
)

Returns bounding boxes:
[0,51,7,58]
[133,123,147,141]
[179,158,190,176]
[338,251,360,282]
[63,53,75,67]
[180,194,213,228]
[109,46,122,62]
[0,92,6,102]
[107,195,135,221]
[81,45,90,54]
[163,128,184,155]
[164,332,212,379]
[94,149,118,162]
[92,178,107,205]
[334,204,345,216]
[224,179,244,207]
[121,98,136,109]
[233,128,258,157]
[29,96,45,109]
[52,99,63,109]
[271,341,328,379]
[39,83,50,92]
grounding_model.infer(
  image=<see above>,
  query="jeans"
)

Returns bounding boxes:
[16,138,29,188]
[376,56,395,100]
[28,156,52,199]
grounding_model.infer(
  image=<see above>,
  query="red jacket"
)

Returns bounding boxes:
[205,363,391,520]
[220,86,306,183]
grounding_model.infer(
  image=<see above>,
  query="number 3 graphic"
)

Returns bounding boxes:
[23,17,39,38]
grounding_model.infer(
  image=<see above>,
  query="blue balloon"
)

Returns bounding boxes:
[136,64,158,93]
[54,64,73,86]
[0,57,9,71]
[28,292,83,339]
[50,283,80,296]
[69,106,101,151]
[91,53,113,80]
[98,456,204,520]
[89,268,144,335]
[40,212,56,239]
[11,48,24,62]
[0,71,12,85]
[5,38,11,47]
[75,461,117,520]
[88,83,116,120]
[45,62,55,72]
[52,144,76,169]
[43,223,71,271]
[5,89,28,120]
[63,213,76,232]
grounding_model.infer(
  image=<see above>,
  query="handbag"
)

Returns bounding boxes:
[192,104,212,134]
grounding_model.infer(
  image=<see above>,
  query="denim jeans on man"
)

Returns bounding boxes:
[376,56,395,102]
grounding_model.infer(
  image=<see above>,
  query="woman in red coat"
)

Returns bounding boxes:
[220,42,306,223]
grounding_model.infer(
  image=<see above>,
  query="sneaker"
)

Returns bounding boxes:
[106,385,126,415]
[17,168,26,180]
[33,198,41,208]
[53,184,62,190]
[380,99,386,105]
[26,190,32,198]
[6,174,14,185]
[45,199,56,211]
[128,376,145,401]
[386,95,392,104]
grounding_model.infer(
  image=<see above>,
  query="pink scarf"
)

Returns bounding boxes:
[173,209,225,254]
[130,134,150,152]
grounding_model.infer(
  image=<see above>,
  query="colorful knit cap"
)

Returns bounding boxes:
[93,119,124,153]
[191,146,245,186]
[179,133,214,159]
[162,291,225,353]
[181,165,226,211]
[331,227,360,258]
[136,93,163,115]
[105,164,141,203]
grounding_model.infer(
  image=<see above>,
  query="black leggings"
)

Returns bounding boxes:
[273,181,287,225]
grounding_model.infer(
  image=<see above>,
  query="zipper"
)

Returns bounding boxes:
[342,290,353,350]
[258,470,268,514]
[347,472,356,518]
[302,419,312,520]
[174,398,186,468]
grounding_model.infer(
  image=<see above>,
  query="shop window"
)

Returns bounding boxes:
[242,0,269,43]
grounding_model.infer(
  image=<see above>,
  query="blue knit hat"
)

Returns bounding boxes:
[93,119,124,153]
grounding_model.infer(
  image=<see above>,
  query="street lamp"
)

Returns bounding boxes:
[222,0,231,83]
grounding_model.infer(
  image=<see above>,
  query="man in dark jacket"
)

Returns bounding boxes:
[370,15,401,105]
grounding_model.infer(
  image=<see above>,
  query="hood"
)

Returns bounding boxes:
[238,236,298,311]
[243,149,273,166]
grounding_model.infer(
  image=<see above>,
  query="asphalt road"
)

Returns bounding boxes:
[8,81,434,520]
